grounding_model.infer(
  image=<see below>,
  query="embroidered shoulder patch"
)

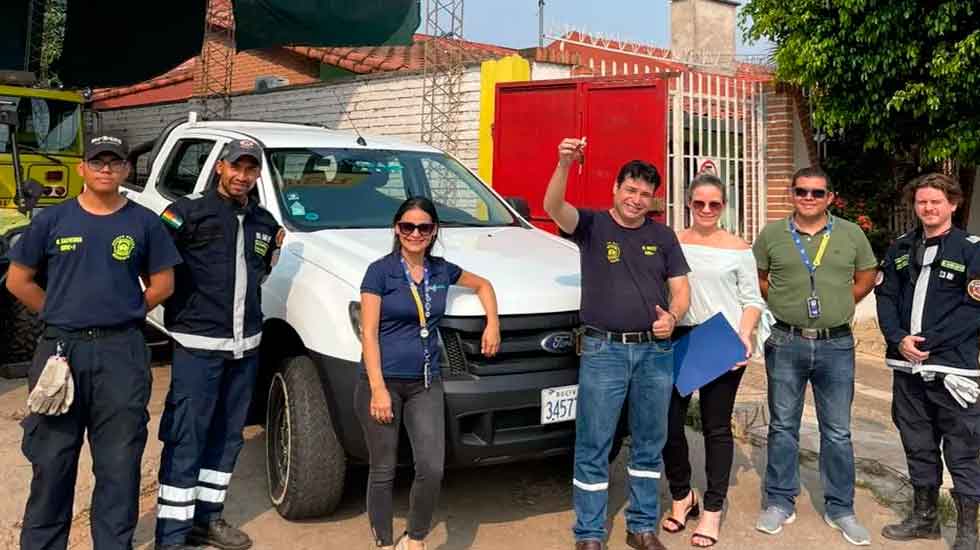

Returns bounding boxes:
[161,207,183,230]
[968,280,980,302]
[894,254,910,270]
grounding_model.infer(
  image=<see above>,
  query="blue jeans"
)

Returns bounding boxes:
[573,335,674,542]
[764,326,856,520]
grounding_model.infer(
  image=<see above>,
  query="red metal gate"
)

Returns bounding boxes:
[492,76,669,232]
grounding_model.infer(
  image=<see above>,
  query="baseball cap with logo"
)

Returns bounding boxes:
[221,139,263,167]
[85,135,129,161]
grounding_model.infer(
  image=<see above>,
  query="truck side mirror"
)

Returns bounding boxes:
[504,196,531,219]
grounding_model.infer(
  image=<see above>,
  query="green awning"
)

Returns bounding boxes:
[50,0,419,88]
[233,0,419,51]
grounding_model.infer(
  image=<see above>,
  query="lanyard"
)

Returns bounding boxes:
[400,257,433,388]
[788,215,833,296]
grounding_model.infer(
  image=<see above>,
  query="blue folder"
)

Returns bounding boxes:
[673,312,747,397]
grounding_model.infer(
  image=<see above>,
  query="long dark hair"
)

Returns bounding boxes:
[391,196,441,257]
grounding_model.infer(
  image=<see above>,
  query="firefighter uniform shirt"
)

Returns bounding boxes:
[9,199,181,329]
[565,208,690,333]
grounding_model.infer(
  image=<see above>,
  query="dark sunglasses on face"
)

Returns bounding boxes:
[691,200,724,212]
[396,222,436,237]
[86,158,127,171]
[793,187,828,199]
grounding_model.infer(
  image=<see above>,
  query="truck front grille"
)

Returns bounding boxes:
[439,312,579,378]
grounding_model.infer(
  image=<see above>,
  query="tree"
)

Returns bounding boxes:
[740,1,980,166]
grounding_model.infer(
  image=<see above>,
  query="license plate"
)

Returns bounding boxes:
[541,384,578,424]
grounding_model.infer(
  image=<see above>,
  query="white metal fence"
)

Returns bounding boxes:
[666,71,767,240]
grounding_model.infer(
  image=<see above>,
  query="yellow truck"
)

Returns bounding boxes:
[0,82,86,372]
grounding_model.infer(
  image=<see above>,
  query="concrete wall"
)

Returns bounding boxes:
[99,66,484,172]
[530,61,572,81]
[670,0,737,62]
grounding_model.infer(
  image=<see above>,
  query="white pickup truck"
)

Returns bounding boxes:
[125,115,612,519]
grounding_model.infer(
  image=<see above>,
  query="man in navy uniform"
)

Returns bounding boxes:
[877,173,980,550]
[154,138,282,550]
[7,135,180,550]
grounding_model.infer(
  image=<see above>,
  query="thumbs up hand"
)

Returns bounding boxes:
[652,305,676,339]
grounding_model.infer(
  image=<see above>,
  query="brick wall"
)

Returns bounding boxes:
[765,83,795,221]
[195,35,320,96]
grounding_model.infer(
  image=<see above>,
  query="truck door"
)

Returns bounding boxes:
[144,137,220,328]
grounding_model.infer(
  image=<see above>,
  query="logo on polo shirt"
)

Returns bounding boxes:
[642,244,658,256]
[111,235,136,261]
[606,241,621,263]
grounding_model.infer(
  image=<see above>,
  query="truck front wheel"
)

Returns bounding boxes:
[266,355,346,519]
[1,291,43,368]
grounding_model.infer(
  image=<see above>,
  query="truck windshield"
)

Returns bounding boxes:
[0,96,81,155]
[268,148,518,230]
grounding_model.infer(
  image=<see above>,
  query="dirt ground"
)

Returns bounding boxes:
[0,363,952,550]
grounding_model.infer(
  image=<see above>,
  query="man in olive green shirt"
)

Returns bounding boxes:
[752,166,878,546]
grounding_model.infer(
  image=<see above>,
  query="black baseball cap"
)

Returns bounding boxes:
[222,138,263,167]
[85,135,129,161]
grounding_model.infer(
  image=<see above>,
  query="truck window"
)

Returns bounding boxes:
[159,139,216,198]
[267,148,517,231]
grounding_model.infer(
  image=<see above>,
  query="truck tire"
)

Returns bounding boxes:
[266,354,346,519]
[1,291,42,365]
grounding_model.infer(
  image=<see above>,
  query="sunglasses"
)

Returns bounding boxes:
[691,200,724,212]
[396,222,436,237]
[793,187,828,199]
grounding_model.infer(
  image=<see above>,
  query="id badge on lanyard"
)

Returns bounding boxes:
[401,258,434,388]
[789,216,833,320]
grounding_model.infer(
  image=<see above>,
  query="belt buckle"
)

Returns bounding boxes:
[622,332,643,344]
[800,328,819,340]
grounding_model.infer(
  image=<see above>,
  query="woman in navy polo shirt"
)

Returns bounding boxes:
[356,196,500,550]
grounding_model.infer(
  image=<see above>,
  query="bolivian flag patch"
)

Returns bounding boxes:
[161,208,184,230]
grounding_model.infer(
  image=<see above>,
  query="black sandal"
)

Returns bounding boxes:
[661,490,700,533]
[690,533,718,547]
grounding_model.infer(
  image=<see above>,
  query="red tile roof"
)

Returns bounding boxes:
[91,58,196,102]
[287,34,517,74]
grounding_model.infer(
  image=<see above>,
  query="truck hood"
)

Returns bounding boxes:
[283,226,581,316]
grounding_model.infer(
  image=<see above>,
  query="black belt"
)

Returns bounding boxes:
[45,321,142,340]
[773,320,850,340]
[583,326,662,345]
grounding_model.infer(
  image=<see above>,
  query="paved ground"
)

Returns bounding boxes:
[0,347,958,550]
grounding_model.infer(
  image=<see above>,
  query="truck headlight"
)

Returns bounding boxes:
[349,301,362,342]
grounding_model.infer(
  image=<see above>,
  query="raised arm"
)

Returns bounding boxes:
[543,138,584,235]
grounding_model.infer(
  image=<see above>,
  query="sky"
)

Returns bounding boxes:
[461,0,771,56]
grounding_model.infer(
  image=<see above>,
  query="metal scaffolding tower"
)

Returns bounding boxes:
[197,0,235,119]
[420,0,465,155]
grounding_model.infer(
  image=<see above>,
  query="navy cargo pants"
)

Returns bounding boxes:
[155,345,258,546]
[20,325,151,550]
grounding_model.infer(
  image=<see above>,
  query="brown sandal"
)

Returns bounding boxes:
[661,490,700,533]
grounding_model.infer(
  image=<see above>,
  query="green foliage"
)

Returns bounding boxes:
[38,0,66,87]
[740,1,980,165]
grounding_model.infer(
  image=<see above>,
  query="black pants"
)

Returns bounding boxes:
[355,377,445,546]
[20,326,151,550]
[663,351,745,512]
[893,370,980,501]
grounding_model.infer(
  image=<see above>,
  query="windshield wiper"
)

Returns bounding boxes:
[17,145,67,166]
